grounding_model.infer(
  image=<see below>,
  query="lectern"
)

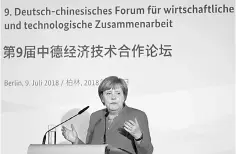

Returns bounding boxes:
[27,144,108,154]
[28,144,128,154]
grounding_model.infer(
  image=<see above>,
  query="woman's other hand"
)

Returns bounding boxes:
[61,124,78,143]
[124,118,142,140]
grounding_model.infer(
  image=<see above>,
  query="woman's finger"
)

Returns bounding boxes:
[128,120,135,126]
[61,126,68,131]
[124,121,134,128]
[124,126,131,133]
[124,123,132,130]
[134,118,140,126]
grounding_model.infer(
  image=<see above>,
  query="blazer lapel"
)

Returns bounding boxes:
[108,105,128,132]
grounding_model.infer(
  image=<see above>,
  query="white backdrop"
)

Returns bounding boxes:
[1,0,235,154]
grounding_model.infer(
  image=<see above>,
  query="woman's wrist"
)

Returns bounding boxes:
[72,137,79,144]
[135,133,143,141]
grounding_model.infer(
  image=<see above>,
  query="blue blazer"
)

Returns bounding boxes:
[86,105,153,154]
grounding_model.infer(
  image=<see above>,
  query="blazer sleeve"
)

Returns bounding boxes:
[135,112,153,154]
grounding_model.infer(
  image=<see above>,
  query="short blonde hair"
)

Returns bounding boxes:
[98,76,128,104]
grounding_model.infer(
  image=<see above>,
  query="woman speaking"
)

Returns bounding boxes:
[61,76,153,154]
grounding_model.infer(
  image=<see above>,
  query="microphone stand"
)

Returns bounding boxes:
[103,110,109,144]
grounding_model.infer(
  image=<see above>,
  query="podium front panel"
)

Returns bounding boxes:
[28,144,108,154]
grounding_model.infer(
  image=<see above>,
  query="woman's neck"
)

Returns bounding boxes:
[108,106,124,116]
[109,110,120,116]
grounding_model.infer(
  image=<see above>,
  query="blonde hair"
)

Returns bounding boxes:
[98,76,128,104]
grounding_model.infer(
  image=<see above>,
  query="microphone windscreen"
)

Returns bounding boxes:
[78,106,89,114]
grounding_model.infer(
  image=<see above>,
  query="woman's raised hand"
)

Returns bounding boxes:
[61,124,78,143]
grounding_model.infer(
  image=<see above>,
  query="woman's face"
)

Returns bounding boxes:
[102,87,125,112]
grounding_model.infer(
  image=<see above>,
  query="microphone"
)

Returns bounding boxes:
[103,109,109,144]
[78,106,89,114]
[42,106,89,144]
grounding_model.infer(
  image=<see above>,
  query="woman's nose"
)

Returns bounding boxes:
[111,93,116,99]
